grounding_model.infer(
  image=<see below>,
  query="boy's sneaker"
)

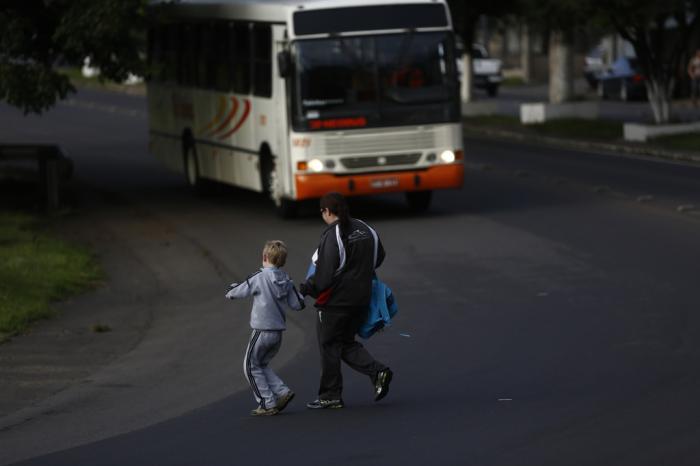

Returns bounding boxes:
[250,406,279,416]
[276,391,295,412]
[306,398,344,409]
[374,368,393,401]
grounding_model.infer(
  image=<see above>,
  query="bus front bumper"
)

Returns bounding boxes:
[294,163,464,200]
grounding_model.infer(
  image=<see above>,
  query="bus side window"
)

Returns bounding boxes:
[147,26,163,82]
[179,23,198,87]
[253,23,272,98]
[233,21,251,94]
[198,23,215,89]
[165,23,179,84]
[214,22,231,91]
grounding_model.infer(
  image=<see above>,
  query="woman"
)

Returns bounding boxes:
[300,192,393,409]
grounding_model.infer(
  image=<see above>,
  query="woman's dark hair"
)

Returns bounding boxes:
[320,192,351,237]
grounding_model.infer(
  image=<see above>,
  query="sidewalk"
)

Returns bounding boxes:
[464,85,700,166]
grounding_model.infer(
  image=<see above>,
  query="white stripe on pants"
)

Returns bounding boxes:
[243,330,289,409]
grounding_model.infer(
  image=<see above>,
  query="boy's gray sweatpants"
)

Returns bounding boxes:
[244,330,290,409]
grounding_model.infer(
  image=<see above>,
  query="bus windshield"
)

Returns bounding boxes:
[292,32,459,131]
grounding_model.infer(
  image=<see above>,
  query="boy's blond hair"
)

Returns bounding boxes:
[263,240,287,267]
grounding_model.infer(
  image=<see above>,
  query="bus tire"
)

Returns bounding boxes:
[259,146,274,195]
[183,144,202,190]
[406,190,432,212]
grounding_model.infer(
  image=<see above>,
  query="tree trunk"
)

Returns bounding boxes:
[548,30,574,104]
[645,78,673,124]
[460,53,473,103]
[520,23,532,84]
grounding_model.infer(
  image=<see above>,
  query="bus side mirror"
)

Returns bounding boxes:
[277,51,291,78]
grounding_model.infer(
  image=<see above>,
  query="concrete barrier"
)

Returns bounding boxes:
[623,121,700,142]
[520,101,600,124]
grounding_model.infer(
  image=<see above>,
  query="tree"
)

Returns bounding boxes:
[0,0,146,114]
[518,0,593,103]
[594,0,700,124]
[447,0,518,102]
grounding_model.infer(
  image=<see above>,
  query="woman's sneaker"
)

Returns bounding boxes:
[250,406,279,416]
[306,399,344,409]
[276,391,295,412]
[374,369,393,401]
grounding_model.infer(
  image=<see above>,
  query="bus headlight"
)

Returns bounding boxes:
[440,150,456,163]
[308,158,324,172]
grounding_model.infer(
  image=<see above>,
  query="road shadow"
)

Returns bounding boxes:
[64,161,592,226]
[144,181,464,223]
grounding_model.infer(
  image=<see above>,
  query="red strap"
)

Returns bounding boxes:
[316,288,333,306]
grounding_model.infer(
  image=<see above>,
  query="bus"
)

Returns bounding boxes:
[147,0,464,216]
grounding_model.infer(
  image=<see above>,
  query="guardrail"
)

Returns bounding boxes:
[0,145,73,210]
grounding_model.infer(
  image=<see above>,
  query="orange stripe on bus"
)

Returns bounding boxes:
[218,99,251,139]
[294,164,464,200]
[197,96,227,135]
[208,96,239,137]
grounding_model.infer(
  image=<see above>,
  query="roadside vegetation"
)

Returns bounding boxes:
[58,68,145,96]
[0,211,102,342]
[651,132,700,153]
[464,116,623,141]
[464,116,700,155]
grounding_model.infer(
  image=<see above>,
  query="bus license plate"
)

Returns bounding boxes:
[370,177,399,189]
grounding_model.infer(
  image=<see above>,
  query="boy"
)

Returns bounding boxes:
[226,240,305,416]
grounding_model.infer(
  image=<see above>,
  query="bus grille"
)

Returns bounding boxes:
[340,153,422,169]
[322,131,436,156]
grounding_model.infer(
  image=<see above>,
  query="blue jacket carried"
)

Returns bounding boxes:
[358,276,398,339]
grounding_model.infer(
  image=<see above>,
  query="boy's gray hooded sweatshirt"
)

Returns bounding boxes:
[225,267,305,330]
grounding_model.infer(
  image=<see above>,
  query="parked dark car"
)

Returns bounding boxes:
[597,57,647,101]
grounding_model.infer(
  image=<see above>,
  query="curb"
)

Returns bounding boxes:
[462,124,700,166]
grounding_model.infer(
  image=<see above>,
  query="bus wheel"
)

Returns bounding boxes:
[184,145,201,189]
[260,148,296,218]
[260,147,275,195]
[406,190,432,212]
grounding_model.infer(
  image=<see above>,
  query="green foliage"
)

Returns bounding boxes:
[591,0,700,122]
[447,0,520,43]
[0,212,102,337]
[651,131,700,151]
[516,0,594,34]
[0,0,147,114]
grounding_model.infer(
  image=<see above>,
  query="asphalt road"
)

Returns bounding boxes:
[2,90,700,465]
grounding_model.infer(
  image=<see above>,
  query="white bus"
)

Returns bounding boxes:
[147,0,464,216]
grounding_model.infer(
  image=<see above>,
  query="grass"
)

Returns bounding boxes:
[464,116,624,141]
[527,118,623,140]
[502,76,526,87]
[650,132,700,152]
[0,211,102,340]
[463,115,522,129]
